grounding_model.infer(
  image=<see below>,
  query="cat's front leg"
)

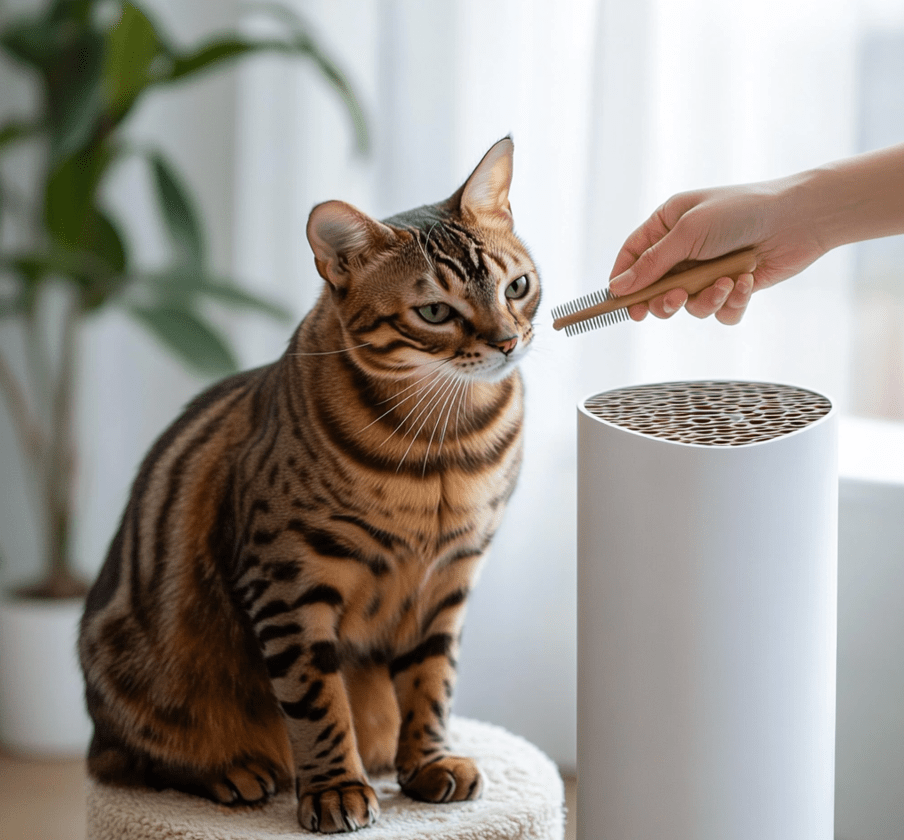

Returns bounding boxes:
[390,605,483,803]
[248,584,378,833]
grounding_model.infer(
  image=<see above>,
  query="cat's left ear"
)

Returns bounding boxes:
[307,200,396,290]
[456,137,514,229]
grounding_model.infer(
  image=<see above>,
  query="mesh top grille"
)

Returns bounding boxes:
[584,381,832,446]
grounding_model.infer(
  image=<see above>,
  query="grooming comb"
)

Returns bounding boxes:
[551,248,758,336]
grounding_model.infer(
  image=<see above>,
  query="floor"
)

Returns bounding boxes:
[0,751,576,840]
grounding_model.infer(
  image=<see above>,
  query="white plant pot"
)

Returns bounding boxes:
[0,595,92,756]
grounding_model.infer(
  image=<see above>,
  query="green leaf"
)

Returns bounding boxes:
[163,30,368,155]
[243,2,370,154]
[78,210,129,309]
[90,209,128,276]
[5,229,124,287]
[145,269,291,321]
[128,303,238,376]
[48,29,105,159]
[103,2,162,120]
[0,120,38,152]
[149,152,205,267]
[0,13,57,71]
[6,207,128,311]
[166,36,282,81]
[44,145,115,250]
[195,280,291,321]
[304,42,369,156]
[49,1,95,26]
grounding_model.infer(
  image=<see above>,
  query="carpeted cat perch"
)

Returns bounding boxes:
[86,717,565,840]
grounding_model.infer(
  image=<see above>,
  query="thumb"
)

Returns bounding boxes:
[609,229,694,296]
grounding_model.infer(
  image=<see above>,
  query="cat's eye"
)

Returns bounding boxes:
[417,302,453,324]
[505,275,530,299]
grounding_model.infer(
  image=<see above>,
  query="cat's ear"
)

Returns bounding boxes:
[307,200,395,289]
[456,137,514,229]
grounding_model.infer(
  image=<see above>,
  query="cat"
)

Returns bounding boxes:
[78,137,540,833]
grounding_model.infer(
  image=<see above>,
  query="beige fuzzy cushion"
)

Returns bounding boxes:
[87,717,565,839]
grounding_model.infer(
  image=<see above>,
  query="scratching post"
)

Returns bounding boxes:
[577,381,837,840]
[87,716,565,839]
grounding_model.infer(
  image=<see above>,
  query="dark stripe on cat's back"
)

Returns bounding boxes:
[146,380,258,597]
[209,467,239,576]
[119,372,259,619]
[130,368,262,509]
[83,522,125,616]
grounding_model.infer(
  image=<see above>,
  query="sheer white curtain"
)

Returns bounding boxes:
[232,0,904,770]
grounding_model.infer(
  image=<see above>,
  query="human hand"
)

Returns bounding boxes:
[608,180,828,324]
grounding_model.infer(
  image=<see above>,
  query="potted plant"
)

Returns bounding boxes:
[0,0,367,754]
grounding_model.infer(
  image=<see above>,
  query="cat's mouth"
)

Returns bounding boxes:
[457,343,529,383]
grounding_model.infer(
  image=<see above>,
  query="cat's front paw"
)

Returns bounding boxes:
[212,760,280,805]
[399,755,484,803]
[297,782,380,833]
[149,757,283,806]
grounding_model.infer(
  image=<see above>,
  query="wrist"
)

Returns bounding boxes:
[783,144,904,252]
[773,166,845,257]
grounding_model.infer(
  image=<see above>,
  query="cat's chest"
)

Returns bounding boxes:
[334,469,512,652]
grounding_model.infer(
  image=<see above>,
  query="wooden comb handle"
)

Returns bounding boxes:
[552,248,758,331]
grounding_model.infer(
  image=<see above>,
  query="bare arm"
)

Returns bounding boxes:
[608,143,904,324]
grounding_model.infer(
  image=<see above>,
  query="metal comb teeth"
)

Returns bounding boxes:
[550,287,630,336]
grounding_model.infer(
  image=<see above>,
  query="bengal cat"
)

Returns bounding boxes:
[78,138,540,833]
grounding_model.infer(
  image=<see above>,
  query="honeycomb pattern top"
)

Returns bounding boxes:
[583,381,833,446]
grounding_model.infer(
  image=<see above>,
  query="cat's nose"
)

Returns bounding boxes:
[489,335,519,356]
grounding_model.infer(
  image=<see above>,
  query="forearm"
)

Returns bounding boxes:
[782,143,904,253]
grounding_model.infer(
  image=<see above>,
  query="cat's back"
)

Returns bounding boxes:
[83,362,276,620]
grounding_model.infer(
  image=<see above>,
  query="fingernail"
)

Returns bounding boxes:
[736,274,754,293]
[714,282,732,304]
[609,272,633,295]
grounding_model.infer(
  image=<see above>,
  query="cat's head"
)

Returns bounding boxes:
[306,138,540,385]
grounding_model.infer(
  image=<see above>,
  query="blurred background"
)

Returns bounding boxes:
[1,0,903,835]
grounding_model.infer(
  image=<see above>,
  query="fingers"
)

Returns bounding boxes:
[643,288,688,319]
[684,276,735,319]
[609,228,695,297]
[714,272,754,324]
[627,273,755,325]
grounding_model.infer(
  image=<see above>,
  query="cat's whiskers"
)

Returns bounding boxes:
[372,355,455,407]
[429,374,469,471]
[413,221,440,272]
[288,342,372,357]
[357,357,457,436]
[422,373,466,474]
[454,376,468,439]
[362,370,443,438]
[399,371,461,473]
[379,367,450,448]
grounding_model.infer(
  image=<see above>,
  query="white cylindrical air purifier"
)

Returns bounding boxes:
[577,381,837,840]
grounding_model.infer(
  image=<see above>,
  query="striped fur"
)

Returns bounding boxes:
[79,138,539,833]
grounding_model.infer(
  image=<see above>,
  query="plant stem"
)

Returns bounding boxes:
[45,290,80,585]
[0,347,44,465]
[0,342,47,584]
